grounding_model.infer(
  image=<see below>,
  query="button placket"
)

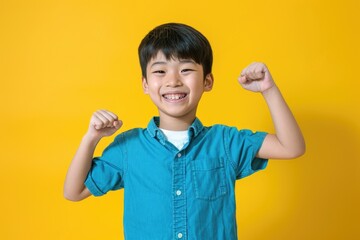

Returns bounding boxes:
[173,151,186,239]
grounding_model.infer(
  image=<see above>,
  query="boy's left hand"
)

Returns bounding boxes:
[238,62,275,93]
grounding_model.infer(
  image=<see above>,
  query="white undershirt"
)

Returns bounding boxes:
[160,128,189,150]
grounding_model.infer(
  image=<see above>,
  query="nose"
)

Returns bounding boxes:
[165,71,182,87]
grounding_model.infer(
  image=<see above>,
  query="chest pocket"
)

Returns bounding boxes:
[191,158,227,200]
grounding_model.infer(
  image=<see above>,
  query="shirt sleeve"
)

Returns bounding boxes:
[225,127,268,180]
[84,134,125,196]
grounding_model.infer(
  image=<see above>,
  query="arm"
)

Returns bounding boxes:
[238,62,305,159]
[63,110,122,201]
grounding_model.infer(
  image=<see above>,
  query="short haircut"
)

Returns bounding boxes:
[138,23,213,79]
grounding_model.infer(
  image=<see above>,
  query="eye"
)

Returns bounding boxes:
[152,70,166,74]
[181,69,194,73]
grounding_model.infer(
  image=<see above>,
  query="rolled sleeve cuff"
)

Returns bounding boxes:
[250,131,268,171]
[84,176,105,197]
[237,131,269,179]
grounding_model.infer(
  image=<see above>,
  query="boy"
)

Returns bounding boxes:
[64,23,305,239]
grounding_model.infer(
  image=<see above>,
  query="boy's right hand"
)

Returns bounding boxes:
[86,110,122,140]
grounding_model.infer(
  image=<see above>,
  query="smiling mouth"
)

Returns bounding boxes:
[162,93,187,100]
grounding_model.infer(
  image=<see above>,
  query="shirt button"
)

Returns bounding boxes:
[177,233,183,238]
[176,190,182,196]
[177,153,182,158]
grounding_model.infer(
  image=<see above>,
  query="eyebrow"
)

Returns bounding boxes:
[150,61,167,68]
[179,59,196,64]
[150,59,196,68]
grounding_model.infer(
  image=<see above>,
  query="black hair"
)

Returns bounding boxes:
[138,23,213,79]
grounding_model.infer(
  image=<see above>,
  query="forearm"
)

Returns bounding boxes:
[64,134,100,201]
[259,85,305,159]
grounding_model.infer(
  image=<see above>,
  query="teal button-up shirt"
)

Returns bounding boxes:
[85,117,268,240]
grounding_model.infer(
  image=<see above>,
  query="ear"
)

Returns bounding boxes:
[204,73,214,92]
[142,77,149,94]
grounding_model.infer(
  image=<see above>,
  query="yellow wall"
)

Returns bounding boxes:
[1,0,359,239]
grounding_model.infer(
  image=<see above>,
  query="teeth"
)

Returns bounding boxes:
[163,94,186,100]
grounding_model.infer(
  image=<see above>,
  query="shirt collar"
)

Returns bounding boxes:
[147,117,204,140]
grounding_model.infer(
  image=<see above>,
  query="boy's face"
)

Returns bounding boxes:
[142,51,213,124]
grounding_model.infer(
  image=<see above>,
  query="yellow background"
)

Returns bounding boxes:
[1,0,359,239]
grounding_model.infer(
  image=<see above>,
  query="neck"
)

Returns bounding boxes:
[158,115,195,131]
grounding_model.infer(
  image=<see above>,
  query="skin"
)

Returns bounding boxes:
[238,62,305,159]
[63,52,305,201]
[142,52,214,130]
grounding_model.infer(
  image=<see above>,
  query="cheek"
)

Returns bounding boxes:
[188,78,205,91]
[146,82,162,97]
[148,82,161,91]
